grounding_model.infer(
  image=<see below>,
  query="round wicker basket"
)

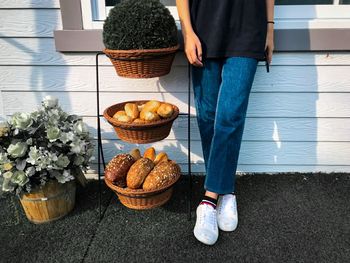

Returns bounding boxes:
[103,45,180,78]
[103,100,179,144]
[104,168,181,210]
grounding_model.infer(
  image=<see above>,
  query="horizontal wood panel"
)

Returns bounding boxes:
[82,116,350,142]
[1,39,350,66]
[3,91,350,118]
[86,163,350,174]
[0,9,61,37]
[2,65,350,93]
[89,140,350,166]
[0,0,59,8]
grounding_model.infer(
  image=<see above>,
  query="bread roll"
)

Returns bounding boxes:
[133,118,146,124]
[113,110,126,119]
[124,103,139,119]
[137,104,146,112]
[137,103,146,111]
[104,154,135,187]
[126,158,154,189]
[157,103,174,118]
[154,152,168,165]
[140,111,160,121]
[143,100,161,112]
[116,115,133,123]
[142,161,181,191]
[143,147,156,161]
[129,148,142,161]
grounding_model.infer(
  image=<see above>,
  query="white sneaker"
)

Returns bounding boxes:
[193,203,219,245]
[217,194,238,232]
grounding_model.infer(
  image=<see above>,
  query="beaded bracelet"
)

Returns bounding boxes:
[267,21,275,24]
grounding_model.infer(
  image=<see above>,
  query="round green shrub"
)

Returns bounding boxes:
[103,0,178,50]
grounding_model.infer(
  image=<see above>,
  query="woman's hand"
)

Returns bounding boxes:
[184,31,203,67]
[265,23,274,65]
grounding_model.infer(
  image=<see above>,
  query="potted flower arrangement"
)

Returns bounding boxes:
[103,0,179,78]
[0,96,95,224]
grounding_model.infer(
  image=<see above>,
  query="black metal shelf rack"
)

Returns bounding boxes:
[95,52,193,221]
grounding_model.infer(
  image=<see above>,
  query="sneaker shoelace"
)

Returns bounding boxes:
[198,204,217,231]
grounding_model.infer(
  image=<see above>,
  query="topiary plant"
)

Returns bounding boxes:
[103,0,178,50]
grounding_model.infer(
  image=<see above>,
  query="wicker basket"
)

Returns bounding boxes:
[103,45,180,78]
[104,168,181,210]
[103,100,179,144]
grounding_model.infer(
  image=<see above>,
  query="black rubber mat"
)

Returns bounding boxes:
[1,173,349,263]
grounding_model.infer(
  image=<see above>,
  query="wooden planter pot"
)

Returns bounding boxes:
[19,180,76,224]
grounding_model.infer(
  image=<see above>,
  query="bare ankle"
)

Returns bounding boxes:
[205,190,219,200]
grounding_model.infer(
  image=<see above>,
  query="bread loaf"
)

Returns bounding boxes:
[154,152,168,165]
[126,158,154,189]
[140,111,160,121]
[124,103,139,119]
[104,154,135,187]
[113,110,126,119]
[142,161,181,191]
[137,103,146,112]
[116,115,133,123]
[143,147,156,161]
[129,148,142,161]
[157,103,174,118]
[142,100,161,112]
[132,118,146,124]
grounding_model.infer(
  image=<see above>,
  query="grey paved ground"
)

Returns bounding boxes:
[1,173,349,263]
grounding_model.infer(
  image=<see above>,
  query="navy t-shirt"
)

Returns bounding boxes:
[189,0,268,61]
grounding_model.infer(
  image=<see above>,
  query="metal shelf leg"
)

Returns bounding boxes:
[187,62,192,221]
[96,52,107,221]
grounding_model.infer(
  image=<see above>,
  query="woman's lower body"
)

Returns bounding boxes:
[192,56,258,194]
[192,56,258,245]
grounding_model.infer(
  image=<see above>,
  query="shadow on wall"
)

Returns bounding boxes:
[0,0,72,122]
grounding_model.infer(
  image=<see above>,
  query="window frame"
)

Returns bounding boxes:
[84,1,350,30]
[54,0,350,52]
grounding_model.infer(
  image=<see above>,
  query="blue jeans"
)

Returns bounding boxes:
[191,56,258,194]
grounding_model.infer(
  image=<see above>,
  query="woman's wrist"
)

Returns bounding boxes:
[267,22,274,32]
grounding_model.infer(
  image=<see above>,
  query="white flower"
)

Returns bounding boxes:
[27,146,40,165]
[59,131,75,144]
[10,112,33,130]
[43,96,58,108]
[70,139,85,154]
[56,154,70,168]
[73,121,88,135]
[25,166,36,177]
[11,170,29,187]
[46,126,61,142]
[7,142,28,158]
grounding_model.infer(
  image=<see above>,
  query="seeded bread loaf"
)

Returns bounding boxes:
[126,158,154,189]
[142,160,181,191]
[104,154,135,187]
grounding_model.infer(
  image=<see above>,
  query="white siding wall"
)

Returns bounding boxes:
[1,1,350,174]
